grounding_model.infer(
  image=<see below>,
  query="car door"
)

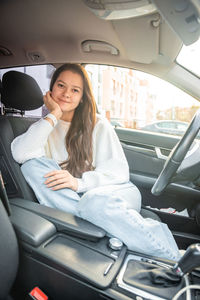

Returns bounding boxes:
[86,64,200,249]
[115,126,200,248]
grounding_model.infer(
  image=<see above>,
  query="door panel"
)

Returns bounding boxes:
[115,127,200,212]
[116,127,179,178]
[115,127,200,248]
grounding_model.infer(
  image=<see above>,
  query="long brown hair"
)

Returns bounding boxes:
[50,63,96,177]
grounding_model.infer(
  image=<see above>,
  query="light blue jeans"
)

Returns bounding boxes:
[21,157,180,261]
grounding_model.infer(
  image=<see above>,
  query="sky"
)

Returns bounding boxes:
[136,70,199,111]
[177,38,200,77]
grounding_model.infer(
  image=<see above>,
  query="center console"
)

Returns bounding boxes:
[9,198,200,300]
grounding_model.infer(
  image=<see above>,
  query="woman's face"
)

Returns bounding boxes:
[51,70,83,121]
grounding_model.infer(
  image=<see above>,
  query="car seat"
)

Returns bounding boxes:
[0,194,19,300]
[0,71,43,201]
[0,70,160,221]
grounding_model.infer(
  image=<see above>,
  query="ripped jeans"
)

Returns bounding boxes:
[21,157,180,261]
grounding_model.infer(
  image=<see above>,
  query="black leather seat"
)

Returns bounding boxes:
[0,70,160,221]
[0,199,19,300]
[0,71,43,201]
[0,79,18,299]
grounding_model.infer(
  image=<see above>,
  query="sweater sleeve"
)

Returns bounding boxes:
[76,117,130,193]
[11,118,54,164]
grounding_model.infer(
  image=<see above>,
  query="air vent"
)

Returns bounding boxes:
[0,46,12,56]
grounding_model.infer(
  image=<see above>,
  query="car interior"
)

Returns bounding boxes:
[1,0,200,299]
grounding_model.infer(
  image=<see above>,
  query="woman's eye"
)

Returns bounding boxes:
[72,89,79,93]
[58,83,64,88]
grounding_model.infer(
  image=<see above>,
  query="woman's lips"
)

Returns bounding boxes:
[58,99,71,104]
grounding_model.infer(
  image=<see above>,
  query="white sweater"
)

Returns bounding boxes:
[11,114,130,193]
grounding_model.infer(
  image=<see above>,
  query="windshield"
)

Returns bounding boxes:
[176,37,200,77]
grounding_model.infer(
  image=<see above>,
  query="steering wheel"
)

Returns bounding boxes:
[151,109,200,196]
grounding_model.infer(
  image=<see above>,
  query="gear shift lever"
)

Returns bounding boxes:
[173,243,200,277]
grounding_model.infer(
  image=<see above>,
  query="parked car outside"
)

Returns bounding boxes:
[110,119,125,128]
[141,120,189,136]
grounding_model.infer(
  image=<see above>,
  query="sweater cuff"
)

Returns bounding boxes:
[44,113,58,127]
[76,179,87,193]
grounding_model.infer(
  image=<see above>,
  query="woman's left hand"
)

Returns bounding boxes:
[44,170,78,191]
[43,91,63,120]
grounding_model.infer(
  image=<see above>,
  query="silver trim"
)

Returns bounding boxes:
[108,237,123,251]
[155,147,168,160]
[155,140,200,161]
[104,261,114,276]
[117,254,190,300]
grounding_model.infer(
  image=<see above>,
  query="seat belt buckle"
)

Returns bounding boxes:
[27,287,48,300]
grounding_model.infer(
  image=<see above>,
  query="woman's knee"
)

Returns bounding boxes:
[22,157,59,172]
[78,183,141,217]
[103,183,141,212]
[21,157,61,180]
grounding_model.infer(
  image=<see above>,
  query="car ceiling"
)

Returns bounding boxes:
[1,0,200,100]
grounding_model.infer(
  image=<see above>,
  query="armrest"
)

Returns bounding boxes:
[10,205,56,246]
[10,198,106,241]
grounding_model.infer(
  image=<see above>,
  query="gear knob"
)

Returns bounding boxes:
[173,243,200,276]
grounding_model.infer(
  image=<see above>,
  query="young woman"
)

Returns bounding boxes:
[11,63,180,261]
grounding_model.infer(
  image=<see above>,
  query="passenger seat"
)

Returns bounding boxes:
[0,177,19,299]
[0,71,43,201]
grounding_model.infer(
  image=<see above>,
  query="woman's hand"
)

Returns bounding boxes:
[44,169,78,191]
[43,91,62,120]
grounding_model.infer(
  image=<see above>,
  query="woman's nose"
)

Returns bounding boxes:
[63,87,70,98]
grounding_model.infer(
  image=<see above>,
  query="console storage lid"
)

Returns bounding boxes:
[10,205,56,246]
[10,198,106,241]
[9,200,127,290]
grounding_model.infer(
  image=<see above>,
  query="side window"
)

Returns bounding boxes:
[0,64,55,117]
[86,64,200,137]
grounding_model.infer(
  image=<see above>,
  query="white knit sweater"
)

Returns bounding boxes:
[11,114,130,193]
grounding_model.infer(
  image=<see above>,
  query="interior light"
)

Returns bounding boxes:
[83,0,157,20]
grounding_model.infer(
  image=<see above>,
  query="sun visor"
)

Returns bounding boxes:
[112,13,160,64]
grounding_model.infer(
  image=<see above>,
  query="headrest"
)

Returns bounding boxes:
[1,71,43,111]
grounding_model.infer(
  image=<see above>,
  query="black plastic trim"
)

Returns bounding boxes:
[10,198,106,241]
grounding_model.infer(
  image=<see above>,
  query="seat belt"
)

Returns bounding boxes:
[0,170,11,216]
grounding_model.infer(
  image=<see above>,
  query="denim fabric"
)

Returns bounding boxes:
[21,157,180,261]
[78,187,180,261]
[21,157,80,215]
